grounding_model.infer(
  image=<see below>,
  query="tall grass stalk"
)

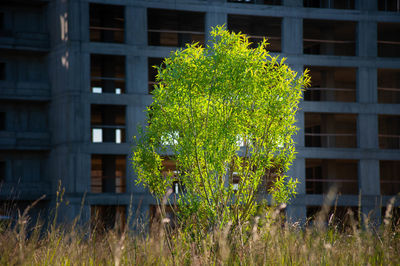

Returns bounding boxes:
[0,198,399,265]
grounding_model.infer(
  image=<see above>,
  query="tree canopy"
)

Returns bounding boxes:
[132,26,310,231]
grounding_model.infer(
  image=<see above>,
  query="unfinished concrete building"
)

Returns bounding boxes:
[0,0,399,228]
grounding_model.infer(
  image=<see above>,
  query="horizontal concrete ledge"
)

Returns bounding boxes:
[295,147,400,160]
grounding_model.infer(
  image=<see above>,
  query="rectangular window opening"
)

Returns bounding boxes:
[303,19,356,56]
[0,161,5,183]
[306,206,358,229]
[304,66,356,102]
[91,155,126,193]
[378,69,400,104]
[0,112,5,131]
[304,0,355,9]
[379,115,400,149]
[148,58,164,94]
[148,9,205,47]
[90,54,125,94]
[305,113,357,148]
[0,62,5,80]
[91,105,126,143]
[228,14,282,52]
[378,23,400,57]
[89,3,124,43]
[378,0,400,12]
[380,161,400,195]
[227,0,282,5]
[306,159,358,195]
[91,205,126,233]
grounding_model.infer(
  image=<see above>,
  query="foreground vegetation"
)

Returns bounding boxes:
[0,203,399,265]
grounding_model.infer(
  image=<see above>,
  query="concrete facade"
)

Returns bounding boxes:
[0,0,399,226]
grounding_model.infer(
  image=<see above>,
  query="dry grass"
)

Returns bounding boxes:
[0,202,399,265]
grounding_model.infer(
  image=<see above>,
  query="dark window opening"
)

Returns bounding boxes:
[91,205,126,232]
[307,206,359,229]
[228,15,282,52]
[91,105,126,143]
[0,13,3,30]
[380,161,400,195]
[305,113,357,148]
[227,0,282,5]
[91,54,125,94]
[306,159,358,194]
[304,66,356,102]
[148,9,205,47]
[0,161,5,183]
[148,58,163,94]
[379,115,400,149]
[0,62,5,80]
[90,3,124,43]
[378,69,400,104]
[0,112,5,131]
[381,206,400,227]
[161,158,185,194]
[91,155,126,193]
[378,0,400,12]
[378,23,400,57]
[304,0,355,9]
[303,19,356,56]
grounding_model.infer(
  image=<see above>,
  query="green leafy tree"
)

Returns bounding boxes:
[132,26,310,231]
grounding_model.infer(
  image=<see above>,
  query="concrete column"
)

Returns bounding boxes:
[127,55,147,94]
[357,0,377,11]
[126,6,146,46]
[358,114,378,149]
[286,205,307,224]
[358,21,377,57]
[282,17,302,55]
[80,2,89,42]
[358,67,377,103]
[287,157,306,194]
[283,0,302,7]
[205,8,227,42]
[359,159,380,195]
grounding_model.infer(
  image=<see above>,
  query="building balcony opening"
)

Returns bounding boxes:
[378,0,400,12]
[303,19,356,56]
[228,15,282,52]
[91,155,126,193]
[378,23,400,57]
[0,62,5,80]
[306,206,358,229]
[379,115,400,149]
[305,113,357,148]
[381,206,400,228]
[91,105,125,144]
[0,112,5,130]
[89,3,124,43]
[306,159,358,194]
[148,57,163,94]
[378,69,400,104]
[380,160,400,195]
[91,205,126,232]
[227,0,282,5]
[303,0,355,9]
[0,161,5,182]
[147,9,205,47]
[91,54,125,94]
[304,66,356,102]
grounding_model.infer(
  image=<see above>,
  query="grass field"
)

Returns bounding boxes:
[0,200,399,265]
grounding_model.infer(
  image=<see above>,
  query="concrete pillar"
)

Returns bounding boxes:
[126,6,147,46]
[358,114,378,149]
[358,67,377,103]
[359,160,380,195]
[358,21,377,57]
[287,157,306,194]
[206,8,227,41]
[286,205,307,224]
[283,0,302,7]
[282,17,302,55]
[357,0,377,11]
[127,55,147,94]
